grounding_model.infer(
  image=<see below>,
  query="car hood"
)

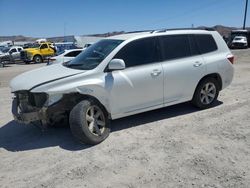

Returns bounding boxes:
[0,52,9,57]
[10,64,86,92]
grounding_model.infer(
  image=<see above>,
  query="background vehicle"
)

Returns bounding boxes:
[20,42,56,64]
[0,46,23,64]
[228,30,250,48]
[54,42,79,55]
[230,36,248,49]
[48,48,83,65]
[10,29,234,145]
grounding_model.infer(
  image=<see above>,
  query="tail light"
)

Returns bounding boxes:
[227,55,234,64]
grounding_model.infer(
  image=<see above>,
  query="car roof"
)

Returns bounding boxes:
[107,29,215,41]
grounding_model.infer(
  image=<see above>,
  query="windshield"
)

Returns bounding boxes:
[64,39,123,70]
[30,43,40,48]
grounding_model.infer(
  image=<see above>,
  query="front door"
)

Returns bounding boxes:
[107,37,164,117]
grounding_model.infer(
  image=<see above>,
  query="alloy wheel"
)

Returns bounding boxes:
[200,82,217,105]
[85,105,106,136]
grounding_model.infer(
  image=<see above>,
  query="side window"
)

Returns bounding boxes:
[160,35,192,61]
[10,48,17,53]
[188,35,200,56]
[114,37,160,68]
[65,50,82,57]
[18,48,22,52]
[40,44,48,49]
[194,34,218,54]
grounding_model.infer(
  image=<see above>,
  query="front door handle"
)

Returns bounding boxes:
[193,61,203,67]
[151,69,161,76]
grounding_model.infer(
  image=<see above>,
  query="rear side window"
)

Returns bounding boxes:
[114,37,160,67]
[65,50,82,57]
[160,35,192,61]
[40,44,48,49]
[194,34,217,54]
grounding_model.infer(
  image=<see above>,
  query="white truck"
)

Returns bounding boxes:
[0,46,23,66]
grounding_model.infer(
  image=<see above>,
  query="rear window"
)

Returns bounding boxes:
[194,34,217,54]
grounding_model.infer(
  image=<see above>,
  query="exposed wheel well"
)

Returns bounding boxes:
[47,93,110,123]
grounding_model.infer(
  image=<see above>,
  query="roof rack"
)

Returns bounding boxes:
[152,27,215,33]
[125,30,154,34]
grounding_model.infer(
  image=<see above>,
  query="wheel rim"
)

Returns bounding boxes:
[85,105,106,136]
[35,57,41,63]
[200,82,216,105]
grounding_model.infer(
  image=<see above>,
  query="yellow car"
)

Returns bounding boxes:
[20,42,56,63]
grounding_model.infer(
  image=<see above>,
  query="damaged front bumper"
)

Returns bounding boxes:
[12,97,48,124]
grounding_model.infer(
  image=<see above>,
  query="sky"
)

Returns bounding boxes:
[0,0,249,37]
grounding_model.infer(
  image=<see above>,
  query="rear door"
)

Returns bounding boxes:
[17,48,23,60]
[108,37,164,116]
[160,34,206,104]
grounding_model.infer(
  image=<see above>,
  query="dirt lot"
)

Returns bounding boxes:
[0,51,250,188]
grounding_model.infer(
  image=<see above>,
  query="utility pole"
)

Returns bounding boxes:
[243,0,248,29]
[64,22,66,42]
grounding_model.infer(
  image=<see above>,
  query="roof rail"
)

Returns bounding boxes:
[153,27,215,33]
[125,30,153,34]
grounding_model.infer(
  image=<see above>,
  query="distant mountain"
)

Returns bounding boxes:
[46,35,76,43]
[198,25,250,37]
[0,35,37,42]
[91,31,125,37]
[1,25,249,42]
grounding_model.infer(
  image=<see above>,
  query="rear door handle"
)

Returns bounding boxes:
[151,69,161,76]
[193,61,203,67]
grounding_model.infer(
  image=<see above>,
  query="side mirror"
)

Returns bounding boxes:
[108,59,126,71]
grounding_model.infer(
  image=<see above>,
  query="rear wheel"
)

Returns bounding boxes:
[33,55,43,63]
[69,100,110,145]
[192,78,219,109]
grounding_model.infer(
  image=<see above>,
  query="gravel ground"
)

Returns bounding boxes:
[0,50,250,188]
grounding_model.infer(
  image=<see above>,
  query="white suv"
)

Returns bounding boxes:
[10,29,234,145]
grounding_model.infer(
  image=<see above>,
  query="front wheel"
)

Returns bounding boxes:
[192,78,219,109]
[69,100,110,145]
[33,55,43,63]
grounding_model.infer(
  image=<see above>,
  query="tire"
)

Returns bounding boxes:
[25,61,30,64]
[33,55,43,63]
[192,77,219,109]
[69,100,110,145]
